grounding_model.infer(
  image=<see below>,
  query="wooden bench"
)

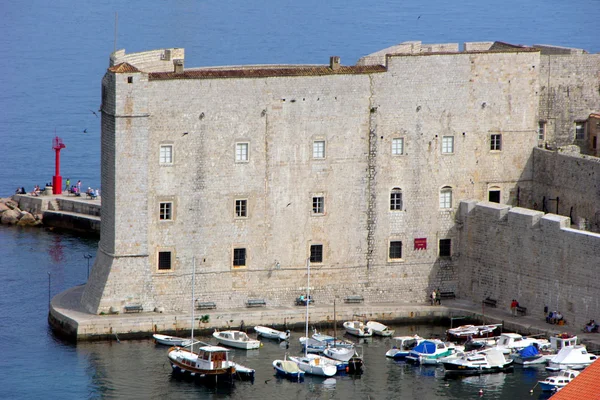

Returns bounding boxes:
[196,301,216,310]
[440,291,456,300]
[482,297,497,308]
[344,295,364,304]
[124,304,143,313]
[516,306,527,316]
[246,299,266,307]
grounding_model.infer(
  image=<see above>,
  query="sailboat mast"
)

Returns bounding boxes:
[305,258,310,357]
[191,256,195,344]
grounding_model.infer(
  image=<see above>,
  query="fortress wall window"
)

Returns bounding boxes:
[488,188,501,203]
[159,202,172,220]
[439,239,451,257]
[390,188,403,210]
[575,122,586,140]
[392,138,404,155]
[441,136,454,154]
[158,251,172,270]
[160,145,173,164]
[440,186,453,209]
[313,140,325,159]
[389,241,403,259]
[235,199,247,218]
[490,134,502,151]
[127,76,133,84]
[233,248,246,267]
[538,121,546,140]
[310,244,323,263]
[312,196,324,214]
[235,142,249,162]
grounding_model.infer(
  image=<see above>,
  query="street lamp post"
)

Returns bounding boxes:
[84,253,92,280]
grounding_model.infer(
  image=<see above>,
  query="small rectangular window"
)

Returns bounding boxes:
[392,138,404,155]
[389,241,402,259]
[235,199,247,218]
[313,140,325,159]
[439,239,451,257]
[160,145,173,164]
[442,136,454,154]
[158,251,172,270]
[312,197,324,214]
[575,122,585,140]
[390,189,403,210]
[490,134,502,151]
[233,248,246,267]
[440,187,452,209]
[310,244,323,263]
[236,143,249,162]
[538,121,546,141]
[159,202,172,220]
[127,76,133,84]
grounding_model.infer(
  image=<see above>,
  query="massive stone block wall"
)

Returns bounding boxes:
[457,200,600,328]
[532,147,600,232]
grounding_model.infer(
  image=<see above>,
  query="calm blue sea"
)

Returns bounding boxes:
[0,1,596,398]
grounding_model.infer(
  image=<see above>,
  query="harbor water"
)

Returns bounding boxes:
[0,0,597,398]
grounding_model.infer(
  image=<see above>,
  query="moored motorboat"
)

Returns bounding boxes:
[366,321,395,337]
[213,330,261,350]
[300,336,328,353]
[509,344,553,365]
[153,333,192,347]
[446,324,501,342]
[343,321,373,337]
[385,335,423,360]
[273,359,305,381]
[538,369,580,391]
[442,348,514,374]
[288,354,337,377]
[168,344,236,382]
[546,345,598,371]
[254,326,291,341]
[406,339,455,365]
[493,333,551,355]
[323,345,356,362]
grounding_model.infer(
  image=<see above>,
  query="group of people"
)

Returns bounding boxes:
[430,288,441,305]
[15,187,26,194]
[510,299,520,316]
[546,310,565,325]
[584,320,599,333]
[30,185,42,196]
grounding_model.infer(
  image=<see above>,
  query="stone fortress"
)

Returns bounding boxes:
[79,40,600,328]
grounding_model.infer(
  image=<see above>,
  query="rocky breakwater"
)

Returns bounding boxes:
[0,197,43,227]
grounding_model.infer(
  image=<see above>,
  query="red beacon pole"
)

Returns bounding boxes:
[52,136,66,195]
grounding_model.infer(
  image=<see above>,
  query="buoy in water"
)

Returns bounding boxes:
[479,389,483,396]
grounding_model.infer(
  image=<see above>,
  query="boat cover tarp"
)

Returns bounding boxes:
[551,346,587,364]
[281,360,301,373]
[519,345,540,358]
[485,349,508,367]
[412,341,437,355]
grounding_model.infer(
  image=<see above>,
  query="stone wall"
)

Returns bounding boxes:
[457,200,600,328]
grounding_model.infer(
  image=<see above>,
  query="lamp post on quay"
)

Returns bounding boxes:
[84,253,92,280]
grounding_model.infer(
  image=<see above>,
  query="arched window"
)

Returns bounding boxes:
[439,186,452,209]
[390,187,403,210]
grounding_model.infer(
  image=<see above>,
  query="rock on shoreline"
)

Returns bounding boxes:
[0,197,43,227]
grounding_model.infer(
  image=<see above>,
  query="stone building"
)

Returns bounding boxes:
[80,41,600,317]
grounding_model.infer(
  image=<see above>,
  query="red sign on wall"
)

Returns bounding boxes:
[414,238,427,250]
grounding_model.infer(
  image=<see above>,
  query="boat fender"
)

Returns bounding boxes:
[345,366,349,373]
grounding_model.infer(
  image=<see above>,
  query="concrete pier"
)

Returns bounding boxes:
[49,285,600,352]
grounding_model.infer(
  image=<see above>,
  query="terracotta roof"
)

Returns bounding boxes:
[550,358,600,400]
[108,63,140,73]
[148,65,386,80]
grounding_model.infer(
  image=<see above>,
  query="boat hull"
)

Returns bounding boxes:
[273,360,305,381]
[442,362,514,375]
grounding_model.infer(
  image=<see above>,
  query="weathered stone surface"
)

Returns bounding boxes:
[1,209,20,225]
[17,212,37,226]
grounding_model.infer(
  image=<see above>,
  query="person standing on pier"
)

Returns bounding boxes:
[65,178,70,192]
[77,180,81,193]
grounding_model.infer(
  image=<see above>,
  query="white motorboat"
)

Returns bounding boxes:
[366,321,395,337]
[254,326,291,341]
[549,333,578,351]
[288,354,338,377]
[343,321,373,337]
[153,333,192,347]
[323,345,356,362]
[493,333,551,355]
[385,335,424,360]
[273,359,305,381]
[509,344,553,365]
[213,330,261,350]
[442,348,514,374]
[446,324,501,342]
[538,369,580,391]
[311,331,354,349]
[546,345,598,371]
[168,344,237,381]
[406,339,455,365]
[300,336,327,353]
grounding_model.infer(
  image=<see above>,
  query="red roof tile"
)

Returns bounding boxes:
[108,63,140,73]
[148,65,386,80]
[550,358,600,400]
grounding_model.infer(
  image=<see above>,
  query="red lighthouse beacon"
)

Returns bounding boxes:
[52,136,66,195]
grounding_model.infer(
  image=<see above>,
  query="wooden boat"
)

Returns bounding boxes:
[538,369,580,391]
[273,359,305,381]
[546,345,598,371]
[254,326,291,341]
[343,321,373,337]
[442,348,514,375]
[213,330,261,350]
[168,344,236,382]
[153,333,192,347]
[366,321,395,337]
[385,335,423,360]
